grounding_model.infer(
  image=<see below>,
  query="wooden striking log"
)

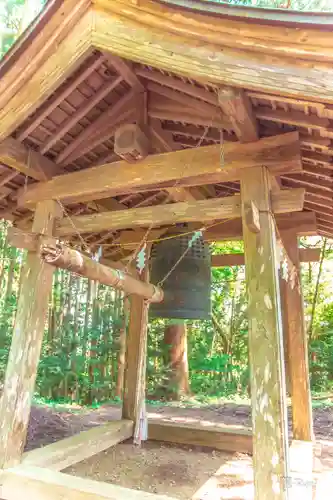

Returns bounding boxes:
[0,201,62,469]
[241,167,289,499]
[22,420,133,471]
[39,241,163,303]
[18,132,302,207]
[55,189,305,237]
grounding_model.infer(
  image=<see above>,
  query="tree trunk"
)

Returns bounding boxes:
[163,321,190,400]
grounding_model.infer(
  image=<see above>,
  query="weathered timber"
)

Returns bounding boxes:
[39,242,163,303]
[204,211,317,241]
[0,1,92,141]
[0,137,63,181]
[18,132,302,207]
[211,247,320,267]
[218,87,258,142]
[55,189,305,237]
[0,200,62,469]
[241,167,289,499]
[281,232,313,441]
[93,0,333,103]
[122,267,150,422]
[0,465,177,500]
[148,421,252,455]
[22,420,133,471]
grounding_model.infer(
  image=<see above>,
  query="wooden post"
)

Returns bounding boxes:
[280,231,313,441]
[0,200,61,469]
[122,267,149,423]
[241,167,290,500]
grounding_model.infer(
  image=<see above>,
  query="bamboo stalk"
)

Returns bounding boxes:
[40,242,163,303]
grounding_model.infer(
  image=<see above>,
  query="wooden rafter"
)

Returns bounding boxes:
[0,138,64,181]
[16,53,106,142]
[39,75,123,155]
[135,67,218,105]
[18,132,302,207]
[218,87,258,142]
[104,53,144,91]
[56,91,137,165]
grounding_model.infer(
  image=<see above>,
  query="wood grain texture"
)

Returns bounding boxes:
[0,201,62,469]
[122,267,150,423]
[93,0,333,103]
[0,9,92,141]
[0,465,177,500]
[218,87,258,142]
[0,138,63,181]
[148,421,252,455]
[281,232,313,442]
[241,167,289,499]
[55,189,304,236]
[19,132,301,207]
[211,248,320,267]
[22,420,133,471]
[39,242,163,303]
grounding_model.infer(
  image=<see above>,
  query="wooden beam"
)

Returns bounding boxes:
[22,420,133,471]
[135,67,218,105]
[211,247,320,267]
[148,421,252,455]
[280,232,313,441]
[218,87,258,142]
[122,267,149,423]
[55,190,304,237]
[18,132,302,207]
[241,167,289,499]
[0,465,177,500]
[0,200,62,469]
[0,138,63,181]
[105,53,144,91]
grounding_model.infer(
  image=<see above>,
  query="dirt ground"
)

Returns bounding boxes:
[66,442,254,499]
[25,402,333,499]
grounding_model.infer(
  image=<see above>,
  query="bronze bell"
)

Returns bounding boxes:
[149,230,211,320]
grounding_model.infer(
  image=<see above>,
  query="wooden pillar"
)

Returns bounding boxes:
[281,231,313,441]
[241,167,289,500]
[122,268,149,423]
[0,200,61,469]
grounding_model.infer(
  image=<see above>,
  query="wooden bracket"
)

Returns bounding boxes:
[244,201,260,233]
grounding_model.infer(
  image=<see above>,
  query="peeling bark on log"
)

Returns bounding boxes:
[39,242,163,303]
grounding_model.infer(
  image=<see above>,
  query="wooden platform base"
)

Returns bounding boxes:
[3,418,253,500]
[148,420,253,455]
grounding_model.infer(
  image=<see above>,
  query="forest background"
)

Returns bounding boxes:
[0,0,333,407]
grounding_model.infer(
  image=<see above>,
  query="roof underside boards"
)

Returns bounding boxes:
[0,0,332,258]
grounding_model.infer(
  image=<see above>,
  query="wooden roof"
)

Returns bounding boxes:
[1,0,333,258]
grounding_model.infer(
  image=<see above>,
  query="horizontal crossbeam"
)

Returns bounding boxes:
[211,247,320,267]
[18,132,301,207]
[55,189,305,236]
[22,420,133,471]
[0,465,177,500]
